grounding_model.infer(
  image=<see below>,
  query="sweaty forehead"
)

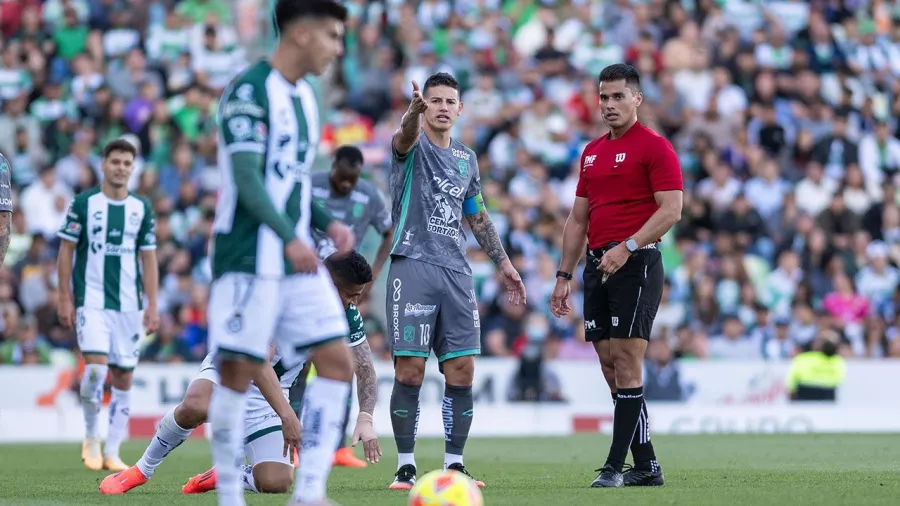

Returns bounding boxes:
[424,86,459,100]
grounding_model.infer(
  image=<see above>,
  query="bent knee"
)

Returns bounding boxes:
[441,356,475,386]
[394,357,426,385]
[254,466,293,493]
[175,394,209,428]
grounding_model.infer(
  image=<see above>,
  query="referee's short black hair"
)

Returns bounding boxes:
[325,251,373,287]
[598,63,641,93]
[334,145,364,167]
[423,72,460,95]
[274,0,348,34]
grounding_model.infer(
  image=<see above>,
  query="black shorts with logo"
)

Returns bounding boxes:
[582,243,664,341]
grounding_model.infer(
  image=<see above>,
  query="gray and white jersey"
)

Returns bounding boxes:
[310,171,391,248]
[388,132,481,276]
[0,154,12,212]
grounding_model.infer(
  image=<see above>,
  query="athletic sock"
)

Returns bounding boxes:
[135,407,192,478]
[605,386,644,473]
[390,380,421,470]
[335,393,353,451]
[630,399,660,472]
[209,385,247,506]
[104,387,131,457]
[240,465,260,493]
[442,384,473,469]
[80,364,107,439]
[292,377,350,503]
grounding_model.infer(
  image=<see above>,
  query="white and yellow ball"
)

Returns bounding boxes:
[408,469,484,506]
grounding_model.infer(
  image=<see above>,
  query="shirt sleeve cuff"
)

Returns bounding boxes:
[57,232,79,243]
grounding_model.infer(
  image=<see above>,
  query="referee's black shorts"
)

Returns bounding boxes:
[582,243,664,342]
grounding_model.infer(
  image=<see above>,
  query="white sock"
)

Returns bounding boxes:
[136,407,193,478]
[209,385,248,506]
[80,364,107,439]
[398,453,416,469]
[104,387,131,457]
[443,453,463,469]
[292,377,350,503]
[241,464,259,493]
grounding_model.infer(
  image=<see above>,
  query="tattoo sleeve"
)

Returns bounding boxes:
[0,211,10,268]
[352,340,378,416]
[465,209,508,266]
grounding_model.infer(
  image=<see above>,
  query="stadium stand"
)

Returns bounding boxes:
[1,0,899,373]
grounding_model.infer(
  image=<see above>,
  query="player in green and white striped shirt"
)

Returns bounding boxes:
[57,139,160,474]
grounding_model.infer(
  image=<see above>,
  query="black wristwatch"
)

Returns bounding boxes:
[556,270,573,281]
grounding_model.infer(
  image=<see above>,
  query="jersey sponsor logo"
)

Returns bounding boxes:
[108,228,122,238]
[104,243,136,256]
[451,147,471,161]
[611,316,619,327]
[404,303,436,317]
[584,155,597,169]
[428,193,460,239]
[0,197,11,207]
[222,101,264,118]
[433,176,465,199]
[92,211,103,221]
[584,319,596,330]
[615,153,626,164]
[473,309,480,328]
[391,278,402,341]
[401,230,414,246]
[227,116,252,140]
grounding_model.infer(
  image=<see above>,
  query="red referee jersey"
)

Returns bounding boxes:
[575,122,683,249]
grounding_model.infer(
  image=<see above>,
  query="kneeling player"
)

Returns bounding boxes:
[99,251,381,495]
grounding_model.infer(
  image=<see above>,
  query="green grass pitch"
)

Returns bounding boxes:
[0,434,898,505]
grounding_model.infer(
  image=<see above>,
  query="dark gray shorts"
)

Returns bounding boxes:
[386,256,481,362]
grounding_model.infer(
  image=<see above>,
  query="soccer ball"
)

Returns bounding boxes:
[408,469,484,506]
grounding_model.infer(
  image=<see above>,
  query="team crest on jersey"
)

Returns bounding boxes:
[403,325,416,342]
[129,212,140,226]
[457,160,469,177]
[0,156,9,174]
[227,313,243,333]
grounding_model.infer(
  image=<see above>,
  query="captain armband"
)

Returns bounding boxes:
[462,193,486,216]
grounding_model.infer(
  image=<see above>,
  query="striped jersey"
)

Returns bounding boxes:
[211,60,320,280]
[58,187,156,311]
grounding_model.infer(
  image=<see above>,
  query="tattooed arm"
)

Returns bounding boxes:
[465,208,527,304]
[0,211,9,268]
[351,340,377,415]
[465,209,508,266]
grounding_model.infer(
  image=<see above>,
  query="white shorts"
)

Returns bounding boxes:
[191,364,291,467]
[207,270,349,368]
[76,307,144,369]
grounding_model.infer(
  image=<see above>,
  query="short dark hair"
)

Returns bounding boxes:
[325,250,373,287]
[103,139,137,159]
[598,63,641,92]
[423,72,460,95]
[274,0,348,34]
[334,145,364,167]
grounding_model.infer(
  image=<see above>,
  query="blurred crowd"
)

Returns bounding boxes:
[3,0,900,368]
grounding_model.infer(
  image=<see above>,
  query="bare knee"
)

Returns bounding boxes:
[394,356,426,385]
[612,340,647,389]
[253,463,293,493]
[441,356,474,386]
[109,367,133,390]
[175,382,212,429]
[310,340,353,382]
[593,341,617,391]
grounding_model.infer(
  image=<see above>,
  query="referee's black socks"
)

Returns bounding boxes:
[611,390,660,472]
[605,386,644,472]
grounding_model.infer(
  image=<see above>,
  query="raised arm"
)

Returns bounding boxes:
[392,80,428,156]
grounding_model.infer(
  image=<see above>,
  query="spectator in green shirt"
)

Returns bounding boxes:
[52,7,88,61]
[175,0,231,25]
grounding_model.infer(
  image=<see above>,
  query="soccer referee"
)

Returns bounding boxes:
[550,64,683,488]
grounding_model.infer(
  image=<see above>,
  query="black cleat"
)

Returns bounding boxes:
[623,464,665,487]
[389,464,417,490]
[446,463,485,488]
[591,465,624,488]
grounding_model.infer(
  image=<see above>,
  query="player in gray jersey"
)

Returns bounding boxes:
[0,154,11,268]
[386,73,526,491]
[310,145,393,279]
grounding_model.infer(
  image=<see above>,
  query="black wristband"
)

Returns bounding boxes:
[556,270,572,280]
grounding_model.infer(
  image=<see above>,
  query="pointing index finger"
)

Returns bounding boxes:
[411,80,419,92]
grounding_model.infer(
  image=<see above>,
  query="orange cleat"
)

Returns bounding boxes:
[99,466,149,495]
[333,447,367,468]
[293,447,300,468]
[182,468,217,494]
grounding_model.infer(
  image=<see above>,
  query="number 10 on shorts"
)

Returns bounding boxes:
[419,323,431,346]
